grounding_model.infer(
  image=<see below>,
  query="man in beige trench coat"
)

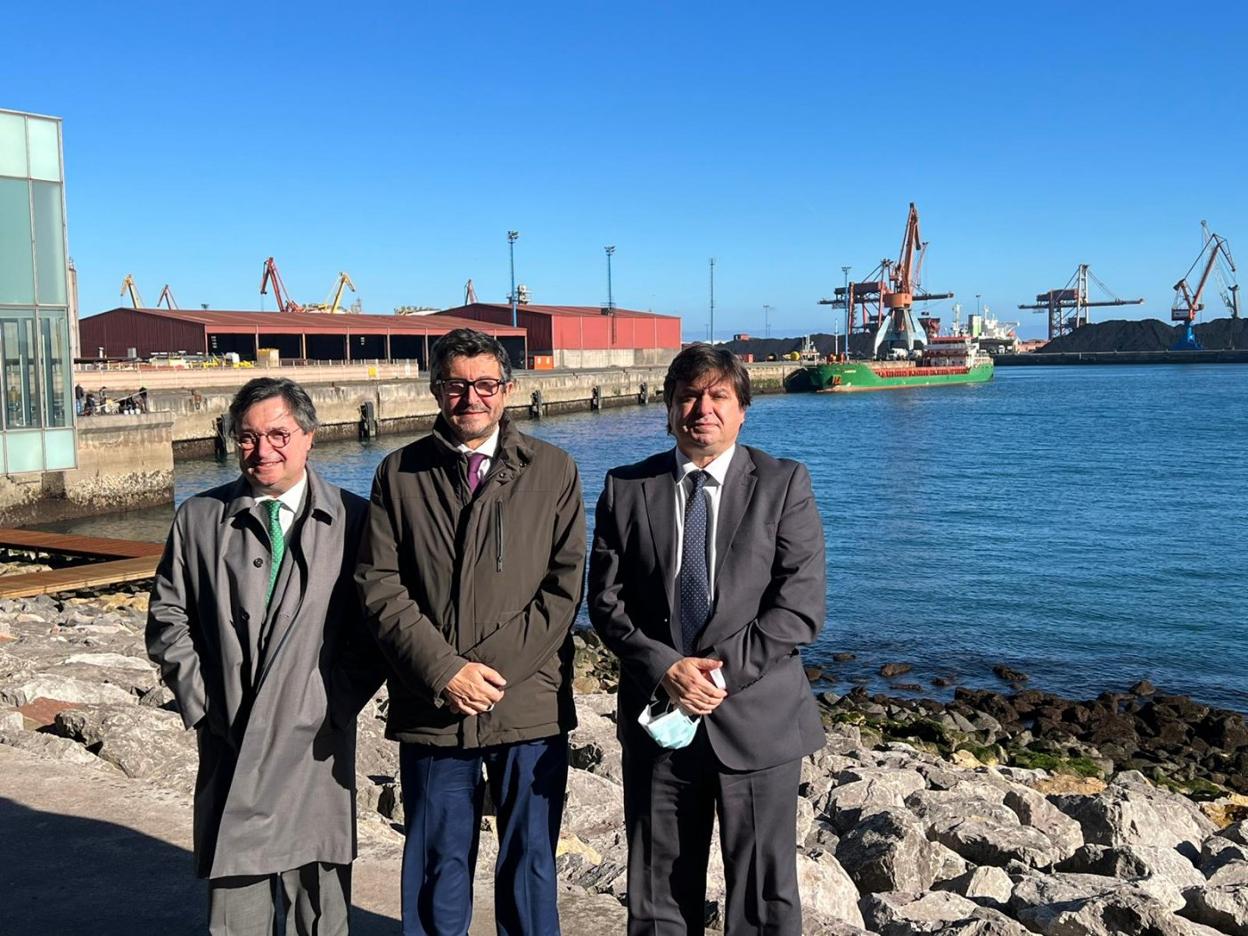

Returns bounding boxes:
[148,377,383,935]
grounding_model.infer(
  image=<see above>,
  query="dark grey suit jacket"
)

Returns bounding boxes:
[589,445,826,771]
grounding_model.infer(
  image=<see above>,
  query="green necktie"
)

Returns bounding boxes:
[264,499,286,605]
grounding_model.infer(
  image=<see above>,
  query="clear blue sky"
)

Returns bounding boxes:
[6,1,1246,340]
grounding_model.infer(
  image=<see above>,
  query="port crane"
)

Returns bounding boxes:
[819,203,954,351]
[119,274,144,309]
[1170,224,1238,350]
[1018,265,1144,341]
[259,257,305,314]
[305,272,356,314]
[157,284,179,310]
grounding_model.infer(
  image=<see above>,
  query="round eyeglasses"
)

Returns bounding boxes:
[236,428,298,450]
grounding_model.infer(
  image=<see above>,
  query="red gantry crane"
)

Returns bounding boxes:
[819,203,954,356]
[259,256,305,314]
[1170,223,1238,350]
[157,284,179,310]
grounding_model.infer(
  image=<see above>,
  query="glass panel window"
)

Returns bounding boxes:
[5,430,43,473]
[1,317,41,429]
[26,118,61,182]
[40,314,69,427]
[43,428,76,470]
[0,178,34,304]
[0,113,27,178]
[33,182,66,305]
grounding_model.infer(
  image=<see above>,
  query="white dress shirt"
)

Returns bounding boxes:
[672,444,736,602]
[253,471,308,537]
[457,426,501,485]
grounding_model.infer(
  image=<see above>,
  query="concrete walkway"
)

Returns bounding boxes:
[0,745,624,934]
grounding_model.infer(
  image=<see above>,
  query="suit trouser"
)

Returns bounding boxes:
[208,862,351,936]
[399,735,569,936]
[622,728,802,936]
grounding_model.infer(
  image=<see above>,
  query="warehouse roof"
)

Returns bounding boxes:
[85,307,525,336]
[439,302,679,320]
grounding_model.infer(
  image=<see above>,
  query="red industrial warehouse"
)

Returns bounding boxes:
[435,303,681,368]
[78,307,527,370]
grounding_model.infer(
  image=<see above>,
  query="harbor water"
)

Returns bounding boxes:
[50,365,1248,712]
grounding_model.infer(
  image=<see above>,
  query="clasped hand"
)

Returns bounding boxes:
[662,657,727,717]
[443,662,507,715]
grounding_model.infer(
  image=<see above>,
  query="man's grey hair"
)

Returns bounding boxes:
[227,377,319,435]
[429,328,513,385]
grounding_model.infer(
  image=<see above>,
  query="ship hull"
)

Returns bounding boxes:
[796,360,994,392]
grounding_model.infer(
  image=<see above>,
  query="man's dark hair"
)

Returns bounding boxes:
[429,328,513,385]
[227,377,319,435]
[662,344,752,410]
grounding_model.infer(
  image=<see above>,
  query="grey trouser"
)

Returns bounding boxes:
[623,729,803,935]
[208,862,351,936]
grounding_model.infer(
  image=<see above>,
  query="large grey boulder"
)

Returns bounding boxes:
[1200,829,1248,876]
[52,703,199,795]
[796,850,866,929]
[836,807,938,894]
[0,673,136,707]
[929,814,1064,869]
[861,890,1031,936]
[906,789,1020,830]
[567,696,624,786]
[1009,870,1223,933]
[0,728,112,768]
[929,841,971,886]
[935,866,1014,908]
[1207,860,1248,887]
[1181,883,1248,936]
[1002,784,1084,858]
[561,768,627,868]
[825,769,927,832]
[1052,772,1216,861]
[1057,843,1205,889]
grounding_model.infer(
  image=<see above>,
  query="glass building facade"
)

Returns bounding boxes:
[0,109,75,473]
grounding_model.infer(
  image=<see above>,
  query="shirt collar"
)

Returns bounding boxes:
[253,470,308,514]
[674,444,736,487]
[457,425,500,460]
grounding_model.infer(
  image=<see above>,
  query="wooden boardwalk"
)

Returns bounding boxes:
[0,529,162,599]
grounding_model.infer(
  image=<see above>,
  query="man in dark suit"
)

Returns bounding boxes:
[589,344,827,935]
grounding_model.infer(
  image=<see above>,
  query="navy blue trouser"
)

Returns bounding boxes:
[399,735,569,936]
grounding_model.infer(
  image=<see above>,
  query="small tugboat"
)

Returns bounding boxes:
[791,202,995,392]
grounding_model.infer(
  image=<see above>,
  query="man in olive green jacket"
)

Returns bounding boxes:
[356,328,585,936]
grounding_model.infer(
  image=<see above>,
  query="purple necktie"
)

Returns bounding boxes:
[466,452,487,494]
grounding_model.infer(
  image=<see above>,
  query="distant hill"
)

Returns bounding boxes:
[1039,318,1248,353]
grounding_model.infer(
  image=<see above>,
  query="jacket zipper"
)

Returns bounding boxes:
[494,501,504,572]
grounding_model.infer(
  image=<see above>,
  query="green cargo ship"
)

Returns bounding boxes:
[791,336,995,392]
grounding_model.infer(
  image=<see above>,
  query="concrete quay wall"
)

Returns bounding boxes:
[111,362,799,458]
[0,412,175,526]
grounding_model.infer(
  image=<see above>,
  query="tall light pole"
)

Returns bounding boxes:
[975,293,982,317]
[708,258,715,343]
[507,230,519,327]
[841,265,852,352]
[604,246,615,310]
[763,303,772,338]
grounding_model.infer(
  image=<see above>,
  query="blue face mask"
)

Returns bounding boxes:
[638,702,700,749]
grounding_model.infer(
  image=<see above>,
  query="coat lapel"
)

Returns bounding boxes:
[642,452,679,644]
[714,446,756,587]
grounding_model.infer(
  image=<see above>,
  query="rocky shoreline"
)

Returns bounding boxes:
[2,588,1246,935]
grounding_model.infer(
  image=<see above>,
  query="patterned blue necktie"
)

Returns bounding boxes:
[679,470,711,654]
